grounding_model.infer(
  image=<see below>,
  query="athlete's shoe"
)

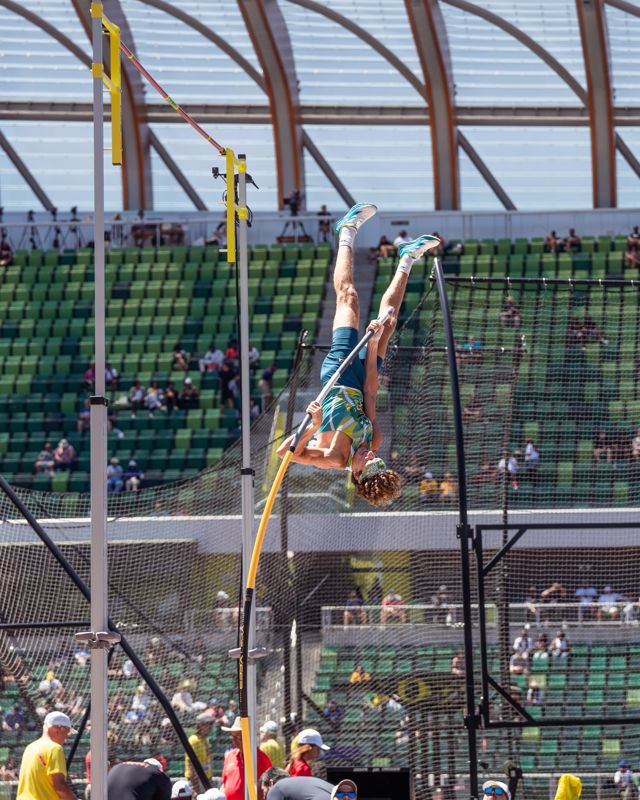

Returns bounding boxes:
[398,234,441,260]
[333,202,378,234]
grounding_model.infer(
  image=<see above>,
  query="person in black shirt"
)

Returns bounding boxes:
[107,759,171,800]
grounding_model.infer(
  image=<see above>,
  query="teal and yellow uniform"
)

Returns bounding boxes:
[318,385,373,468]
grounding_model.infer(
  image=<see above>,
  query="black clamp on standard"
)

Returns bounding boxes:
[240,468,255,476]
[90,396,109,407]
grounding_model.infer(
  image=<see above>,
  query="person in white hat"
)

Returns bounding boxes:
[220,717,272,800]
[17,711,77,800]
[286,729,330,778]
[171,779,194,799]
[259,721,285,769]
[330,779,357,800]
[482,779,511,799]
[196,790,226,800]
[107,757,171,800]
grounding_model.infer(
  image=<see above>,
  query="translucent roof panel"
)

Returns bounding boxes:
[459,127,592,210]
[0,122,121,211]
[121,0,265,105]
[280,0,424,105]
[616,129,640,210]
[0,1,91,102]
[606,4,640,107]
[458,149,504,212]
[150,124,277,212]
[303,125,433,210]
[441,2,583,106]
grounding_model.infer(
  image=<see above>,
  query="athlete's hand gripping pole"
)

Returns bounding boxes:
[238,305,394,800]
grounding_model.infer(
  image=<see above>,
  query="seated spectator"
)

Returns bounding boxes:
[349,664,371,683]
[145,381,165,414]
[0,237,12,267]
[474,459,496,485]
[35,441,55,473]
[171,681,195,713]
[107,457,124,493]
[540,581,568,605]
[178,378,200,410]
[322,699,343,724]
[54,439,76,471]
[624,245,640,270]
[105,362,119,392]
[430,584,451,624]
[205,221,226,247]
[250,400,261,420]
[318,205,331,243]
[564,228,582,252]
[380,588,407,624]
[393,230,412,249]
[513,626,533,653]
[0,755,18,781]
[402,453,422,485]
[220,362,239,409]
[3,703,24,732]
[583,314,607,345]
[524,439,540,474]
[77,398,91,434]
[598,585,625,620]
[593,431,612,462]
[199,344,224,373]
[575,582,598,622]
[343,590,366,625]
[451,651,465,676]
[526,680,544,706]
[550,630,570,657]
[531,633,549,660]
[524,585,540,624]
[376,235,395,260]
[509,651,529,675]
[614,760,634,799]
[628,226,640,247]
[430,231,445,257]
[172,344,189,372]
[461,335,482,365]
[633,430,640,461]
[497,451,519,490]
[165,382,178,413]
[567,316,586,350]
[248,343,260,371]
[463,392,483,423]
[500,295,521,328]
[124,460,142,492]
[107,406,124,439]
[420,471,439,504]
[258,365,276,409]
[83,363,95,392]
[545,230,560,253]
[623,596,640,624]
[225,339,240,367]
[440,471,458,502]
[128,379,145,413]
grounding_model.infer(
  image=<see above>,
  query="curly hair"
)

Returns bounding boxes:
[353,469,402,507]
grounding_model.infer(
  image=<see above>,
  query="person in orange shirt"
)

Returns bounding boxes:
[221,718,271,800]
[286,730,330,778]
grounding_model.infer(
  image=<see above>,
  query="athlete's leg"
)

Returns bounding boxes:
[377,234,441,359]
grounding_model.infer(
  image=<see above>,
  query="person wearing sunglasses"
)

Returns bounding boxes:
[330,780,358,799]
[482,780,511,798]
[259,768,357,800]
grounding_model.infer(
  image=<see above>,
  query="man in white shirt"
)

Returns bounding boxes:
[393,230,412,249]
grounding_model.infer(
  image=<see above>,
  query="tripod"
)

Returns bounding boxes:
[17,211,43,250]
[60,207,84,249]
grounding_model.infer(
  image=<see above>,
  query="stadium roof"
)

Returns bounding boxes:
[0,0,639,213]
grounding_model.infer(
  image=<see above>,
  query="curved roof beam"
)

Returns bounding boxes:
[405,0,459,209]
[605,0,640,17]
[237,0,304,210]
[71,0,152,211]
[135,0,265,91]
[0,130,54,211]
[576,0,616,207]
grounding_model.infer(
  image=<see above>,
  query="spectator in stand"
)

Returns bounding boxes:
[259,365,277,410]
[440,471,458,502]
[623,596,640,624]
[524,585,540,624]
[564,228,582,252]
[0,755,18,781]
[593,430,613,462]
[128,380,145,413]
[54,439,76,472]
[205,221,227,247]
[368,576,383,606]
[343,590,366,625]
[199,344,224,373]
[380,588,407,624]
[420,471,439,505]
[526,680,544,706]
[318,205,332,243]
[430,584,451,624]
[497,451,519,490]
[376,235,395,260]
[349,664,371,684]
[82,363,95,392]
[509,651,529,676]
[524,439,540,478]
[624,244,640,270]
[500,295,521,328]
[550,630,570,657]
[77,398,91,434]
[221,717,271,800]
[430,231,445,257]
[0,237,13,267]
[393,230,412,250]
[531,633,549,660]
[513,625,533,653]
[575,582,598,622]
[17,711,77,800]
[545,230,561,253]
[614,760,635,800]
[474,459,497,486]
[451,651,465,676]
[322,699,343,725]
[583,314,608,345]
[260,721,285,770]
[632,429,640,461]
[145,381,165,414]
[629,226,640,246]
[164,382,178,413]
[171,681,195,713]
[185,714,214,795]
[178,378,200,410]
[34,441,55,474]
[172,345,189,372]
[461,335,482,365]
[219,361,238,409]
[540,581,568,605]
[462,392,483,423]
[105,362,119,392]
[124,460,142,492]
[598,585,625,621]
[107,457,124,493]
[3,703,25,732]
[225,339,240,368]
[286,729,328,778]
[248,343,261,371]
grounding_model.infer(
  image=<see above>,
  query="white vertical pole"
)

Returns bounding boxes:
[91,6,109,800]
[237,157,258,799]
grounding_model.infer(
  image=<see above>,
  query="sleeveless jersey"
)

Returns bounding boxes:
[318,386,373,468]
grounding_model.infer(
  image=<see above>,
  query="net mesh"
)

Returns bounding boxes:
[1,273,639,798]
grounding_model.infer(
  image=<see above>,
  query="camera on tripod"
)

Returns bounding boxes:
[283,190,301,217]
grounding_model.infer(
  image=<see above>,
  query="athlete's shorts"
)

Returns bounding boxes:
[320,326,383,392]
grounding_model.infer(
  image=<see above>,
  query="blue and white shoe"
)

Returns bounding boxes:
[398,234,441,260]
[333,202,377,234]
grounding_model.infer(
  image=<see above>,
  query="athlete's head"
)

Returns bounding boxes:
[351,450,401,507]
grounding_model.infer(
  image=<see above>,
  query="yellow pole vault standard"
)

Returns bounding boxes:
[90,2,122,165]
[223,148,247,264]
[238,306,395,800]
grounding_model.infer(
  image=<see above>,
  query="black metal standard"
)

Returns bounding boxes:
[0,475,211,791]
[0,621,89,630]
[432,259,479,800]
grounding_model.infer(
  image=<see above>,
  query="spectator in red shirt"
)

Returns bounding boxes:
[286,729,330,777]
[221,717,271,800]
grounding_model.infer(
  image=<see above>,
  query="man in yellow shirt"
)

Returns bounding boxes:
[259,721,285,769]
[184,713,213,795]
[18,711,77,800]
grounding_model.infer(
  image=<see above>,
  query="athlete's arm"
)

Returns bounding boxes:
[51,773,77,800]
[276,401,322,459]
